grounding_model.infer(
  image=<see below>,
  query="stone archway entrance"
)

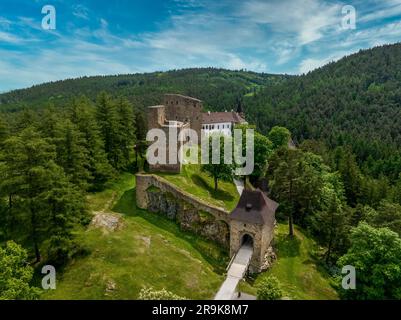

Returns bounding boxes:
[241,234,253,247]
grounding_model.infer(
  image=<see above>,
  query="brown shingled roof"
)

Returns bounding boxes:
[230,189,278,225]
[202,111,246,124]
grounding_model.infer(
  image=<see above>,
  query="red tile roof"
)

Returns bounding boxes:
[202,111,246,124]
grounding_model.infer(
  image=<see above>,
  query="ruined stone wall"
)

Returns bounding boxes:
[148,105,165,130]
[163,94,202,138]
[147,105,190,173]
[136,173,230,248]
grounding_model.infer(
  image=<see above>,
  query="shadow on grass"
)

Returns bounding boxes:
[112,187,229,274]
[275,233,301,258]
[191,174,234,203]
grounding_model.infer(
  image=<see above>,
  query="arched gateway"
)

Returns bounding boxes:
[229,189,278,273]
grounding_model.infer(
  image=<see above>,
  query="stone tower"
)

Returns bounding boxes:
[229,189,278,273]
[163,94,203,138]
[147,109,189,173]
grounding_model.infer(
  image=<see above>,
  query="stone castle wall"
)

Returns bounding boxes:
[136,173,230,248]
[163,94,202,138]
[229,221,274,273]
[136,173,276,272]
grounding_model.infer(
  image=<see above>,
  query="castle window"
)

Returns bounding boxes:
[217,125,220,129]
[176,101,178,104]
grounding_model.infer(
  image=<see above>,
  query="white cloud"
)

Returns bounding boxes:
[0,17,12,29]
[238,0,341,45]
[298,50,354,74]
[0,31,22,44]
[2,0,401,91]
[298,57,329,73]
[72,4,90,20]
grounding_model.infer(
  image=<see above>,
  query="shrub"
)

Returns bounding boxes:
[256,275,283,300]
[0,241,41,300]
[138,287,186,300]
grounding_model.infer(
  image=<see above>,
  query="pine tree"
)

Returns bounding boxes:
[115,97,136,169]
[43,166,87,265]
[270,149,325,236]
[38,105,60,140]
[0,116,8,146]
[334,147,362,206]
[96,92,119,167]
[69,96,114,190]
[54,119,91,190]
[1,127,86,263]
[310,194,349,263]
[134,111,147,169]
[1,127,57,262]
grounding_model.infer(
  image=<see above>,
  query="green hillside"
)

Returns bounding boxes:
[41,173,337,300]
[240,223,338,300]
[0,68,286,113]
[244,43,401,181]
[158,164,240,211]
[42,173,227,300]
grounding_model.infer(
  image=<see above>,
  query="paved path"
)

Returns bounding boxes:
[214,243,253,300]
[233,178,244,195]
[232,292,257,300]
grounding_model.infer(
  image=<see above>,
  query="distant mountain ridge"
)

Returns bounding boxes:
[0,68,287,113]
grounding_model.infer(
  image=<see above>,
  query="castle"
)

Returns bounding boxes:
[147,94,246,173]
[138,94,278,275]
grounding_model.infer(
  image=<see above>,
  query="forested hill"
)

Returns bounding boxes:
[1,44,401,180]
[0,68,286,113]
[244,43,401,180]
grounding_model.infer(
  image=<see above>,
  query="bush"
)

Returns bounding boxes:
[256,275,283,300]
[138,287,186,300]
[0,241,41,300]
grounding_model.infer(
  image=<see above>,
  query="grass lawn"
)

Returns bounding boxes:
[239,223,339,300]
[158,164,240,211]
[41,173,227,300]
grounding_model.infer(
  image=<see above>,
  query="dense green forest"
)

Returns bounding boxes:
[245,43,401,182]
[0,68,285,113]
[1,44,401,300]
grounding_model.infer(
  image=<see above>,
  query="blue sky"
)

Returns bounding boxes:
[1,0,401,92]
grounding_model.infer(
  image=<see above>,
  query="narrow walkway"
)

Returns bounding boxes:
[233,178,244,195]
[214,243,253,300]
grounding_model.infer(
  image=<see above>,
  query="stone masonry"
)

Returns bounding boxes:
[136,173,277,272]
